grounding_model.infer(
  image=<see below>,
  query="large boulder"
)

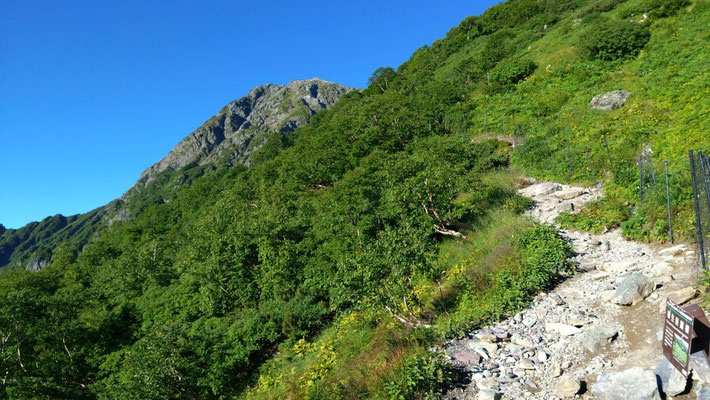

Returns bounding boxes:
[591,367,661,400]
[610,273,655,305]
[655,358,690,396]
[589,91,631,110]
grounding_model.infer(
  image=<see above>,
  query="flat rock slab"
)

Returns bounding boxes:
[467,340,499,358]
[452,351,483,365]
[553,188,584,200]
[659,244,687,256]
[602,260,636,273]
[545,323,582,336]
[591,367,661,400]
[658,287,698,313]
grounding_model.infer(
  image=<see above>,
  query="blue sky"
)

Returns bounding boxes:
[0,0,499,229]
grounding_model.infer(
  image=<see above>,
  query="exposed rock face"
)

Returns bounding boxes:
[26,258,48,272]
[128,78,354,194]
[589,90,631,110]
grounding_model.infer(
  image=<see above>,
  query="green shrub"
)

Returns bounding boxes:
[491,58,537,85]
[579,0,628,16]
[384,350,454,400]
[648,0,690,18]
[580,20,651,61]
[556,198,632,233]
[517,224,574,290]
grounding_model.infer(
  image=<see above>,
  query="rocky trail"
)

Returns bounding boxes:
[441,180,709,400]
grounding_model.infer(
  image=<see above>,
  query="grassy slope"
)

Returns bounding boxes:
[244,1,709,398]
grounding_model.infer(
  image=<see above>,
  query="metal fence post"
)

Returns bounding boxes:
[567,140,572,176]
[649,148,657,188]
[604,135,613,170]
[690,150,707,270]
[665,161,674,244]
[639,151,643,203]
[700,152,710,215]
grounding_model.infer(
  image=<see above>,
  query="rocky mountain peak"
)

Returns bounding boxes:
[128,78,354,195]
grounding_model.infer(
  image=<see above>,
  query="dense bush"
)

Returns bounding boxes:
[579,0,629,16]
[491,58,537,85]
[581,20,651,61]
[384,351,454,400]
[648,0,690,18]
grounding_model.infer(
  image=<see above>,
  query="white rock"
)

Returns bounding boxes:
[659,244,687,256]
[545,323,582,336]
[554,376,582,398]
[477,389,502,400]
[554,188,584,200]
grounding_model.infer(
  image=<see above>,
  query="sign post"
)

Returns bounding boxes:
[662,299,694,377]
[662,299,710,377]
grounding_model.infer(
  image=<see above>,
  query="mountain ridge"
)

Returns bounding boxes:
[0,78,354,270]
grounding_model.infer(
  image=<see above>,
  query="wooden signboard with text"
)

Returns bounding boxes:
[662,299,710,377]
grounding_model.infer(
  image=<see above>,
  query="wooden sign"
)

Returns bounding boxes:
[662,299,694,377]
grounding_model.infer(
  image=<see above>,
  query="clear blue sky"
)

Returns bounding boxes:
[0,0,499,229]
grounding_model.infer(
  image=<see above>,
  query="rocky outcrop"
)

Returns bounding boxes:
[589,91,631,110]
[129,78,353,193]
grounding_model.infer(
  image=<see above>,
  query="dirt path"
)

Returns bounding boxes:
[441,180,701,399]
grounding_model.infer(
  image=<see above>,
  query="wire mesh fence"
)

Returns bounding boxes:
[689,150,710,271]
[490,120,708,268]
[638,143,657,203]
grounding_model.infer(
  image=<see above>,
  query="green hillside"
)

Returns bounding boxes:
[0,79,351,272]
[0,0,708,399]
